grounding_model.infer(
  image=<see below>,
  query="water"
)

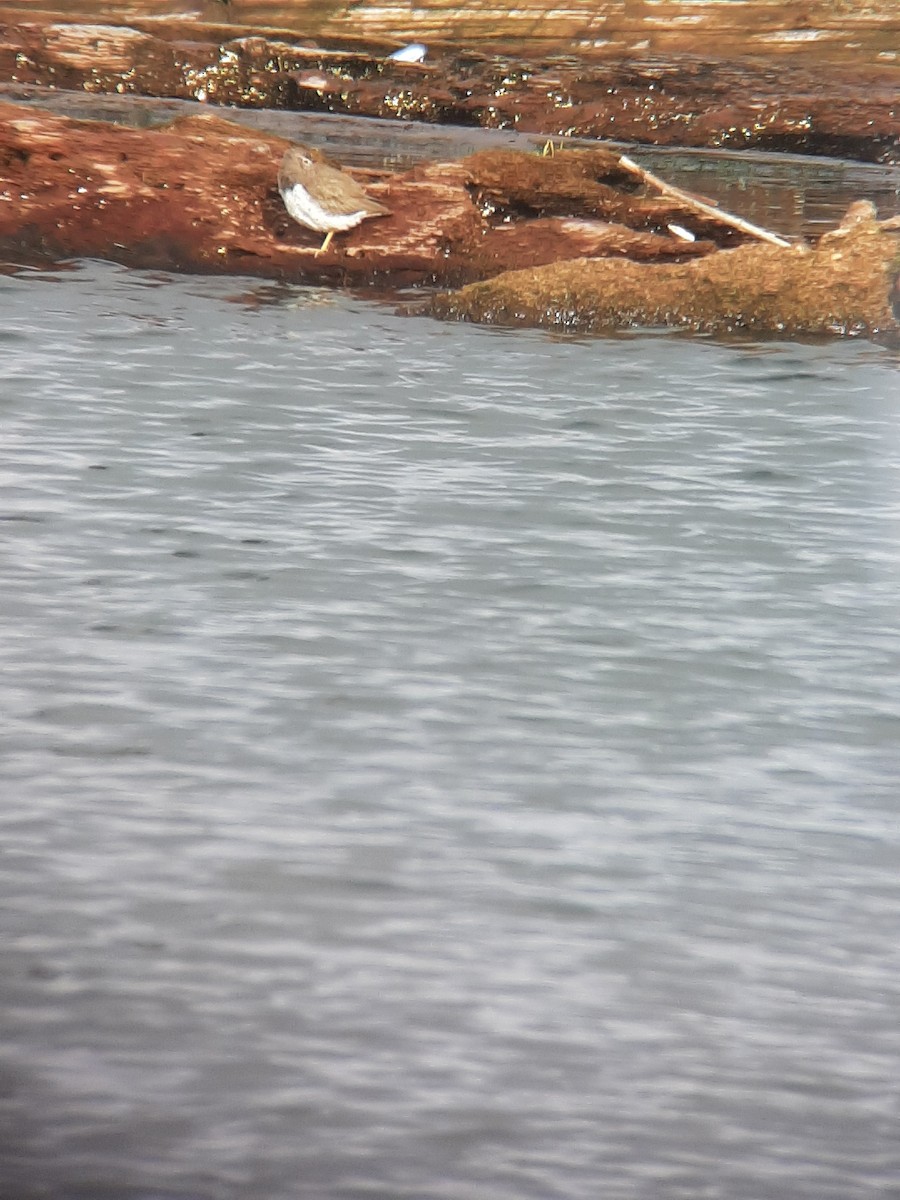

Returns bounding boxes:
[1,260,900,1200]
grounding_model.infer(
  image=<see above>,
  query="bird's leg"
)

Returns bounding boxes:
[316,230,335,256]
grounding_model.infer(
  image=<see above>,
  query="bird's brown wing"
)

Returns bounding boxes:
[315,163,390,217]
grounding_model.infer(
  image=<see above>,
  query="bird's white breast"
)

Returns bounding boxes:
[280,183,367,233]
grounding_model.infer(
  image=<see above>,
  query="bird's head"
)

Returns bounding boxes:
[282,145,325,177]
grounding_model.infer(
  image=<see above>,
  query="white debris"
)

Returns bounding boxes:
[388,43,427,63]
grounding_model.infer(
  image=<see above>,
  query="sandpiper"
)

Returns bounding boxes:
[277,144,390,255]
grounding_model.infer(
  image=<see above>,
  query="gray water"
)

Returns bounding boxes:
[1,260,900,1200]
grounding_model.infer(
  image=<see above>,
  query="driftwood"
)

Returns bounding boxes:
[2,1,898,65]
[0,101,897,337]
[0,101,741,286]
[430,203,900,337]
[0,10,897,163]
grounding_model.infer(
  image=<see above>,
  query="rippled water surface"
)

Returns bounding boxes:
[2,261,900,1200]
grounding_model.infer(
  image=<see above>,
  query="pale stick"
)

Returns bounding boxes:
[618,154,792,248]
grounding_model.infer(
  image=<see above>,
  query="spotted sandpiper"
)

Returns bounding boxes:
[277,144,390,255]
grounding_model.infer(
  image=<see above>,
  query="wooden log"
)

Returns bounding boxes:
[0,101,725,286]
[1,101,896,338]
[429,203,900,338]
[0,102,469,285]
[3,2,898,67]
[0,11,897,162]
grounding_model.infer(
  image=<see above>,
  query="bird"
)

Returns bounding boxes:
[277,144,390,255]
